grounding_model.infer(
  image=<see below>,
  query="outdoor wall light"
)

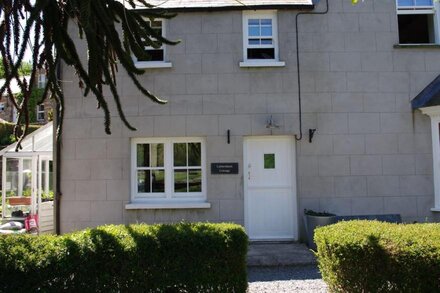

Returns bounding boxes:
[266,115,280,129]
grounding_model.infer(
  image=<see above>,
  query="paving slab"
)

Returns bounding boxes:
[247,242,317,267]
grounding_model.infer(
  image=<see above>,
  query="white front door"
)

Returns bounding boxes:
[244,136,297,240]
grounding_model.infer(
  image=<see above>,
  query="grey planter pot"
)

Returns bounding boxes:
[304,214,336,251]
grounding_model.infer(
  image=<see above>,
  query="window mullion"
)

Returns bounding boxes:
[166,141,173,199]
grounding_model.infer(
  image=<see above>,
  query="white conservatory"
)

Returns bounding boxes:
[0,122,54,234]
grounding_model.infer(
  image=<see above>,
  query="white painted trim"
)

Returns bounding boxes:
[243,135,298,241]
[135,62,173,69]
[132,18,170,65]
[239,61,285,68]
[125,202,211,210]
[131,137,206,203]
[431,207,440,212]
[396,0,440,44]
[419,107,440,210]
[242,10,280,63]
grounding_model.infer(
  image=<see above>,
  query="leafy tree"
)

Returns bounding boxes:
[0,0,178,148]
[0,58,33,78]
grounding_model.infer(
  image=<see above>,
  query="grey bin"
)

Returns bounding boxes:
[304,214,336,251]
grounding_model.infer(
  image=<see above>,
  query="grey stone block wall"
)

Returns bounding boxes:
[60,0,439,234]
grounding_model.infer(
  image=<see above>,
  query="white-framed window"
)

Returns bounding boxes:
[133,19,172,69]
[240,10,285,67]
[38,74,46,89]
[36,104,45,121]
[396,0,440,44]
[129,137,208,208]
[0,102,5,112]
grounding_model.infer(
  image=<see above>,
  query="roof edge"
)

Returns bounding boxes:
[0,122,53,156]
[135,4,314,13]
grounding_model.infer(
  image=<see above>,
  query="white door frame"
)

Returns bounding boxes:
[243,135,298,241]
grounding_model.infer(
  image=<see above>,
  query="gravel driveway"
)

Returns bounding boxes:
[248,265,327,293]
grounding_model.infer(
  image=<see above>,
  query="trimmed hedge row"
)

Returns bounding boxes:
[0,223,248,292]
[315,221,440,293]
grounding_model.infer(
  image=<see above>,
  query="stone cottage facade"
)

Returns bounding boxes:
[60,0,440,240]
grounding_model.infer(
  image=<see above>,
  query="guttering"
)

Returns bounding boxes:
[135,4,314,13]
[294,0,329,140]
[55,62,62,235]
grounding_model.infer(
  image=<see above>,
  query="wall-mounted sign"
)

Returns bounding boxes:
[211,163,239,175]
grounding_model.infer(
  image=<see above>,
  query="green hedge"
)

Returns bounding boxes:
[0,223,248,292]
[315,221,440,293]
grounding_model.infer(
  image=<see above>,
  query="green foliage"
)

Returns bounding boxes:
[0,121,40,146]
[0,58,32,79]
[0,223,248,292]
[16,88,45,123]
[315,221,440,293]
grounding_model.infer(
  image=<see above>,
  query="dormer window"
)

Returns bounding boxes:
[396,0,440,44]
[240,10,285,68]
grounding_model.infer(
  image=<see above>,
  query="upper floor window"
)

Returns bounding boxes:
[396,0,439,44]
[133,19,172,69]
[131,137,206,203]
[36,104,45,122]
[38,74,46,89]
[240,11,284,67]
[0,102,5,112]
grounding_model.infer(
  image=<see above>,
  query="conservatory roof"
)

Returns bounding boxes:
[0,122,53,157]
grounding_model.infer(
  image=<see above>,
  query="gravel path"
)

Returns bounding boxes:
[248,265,327,293]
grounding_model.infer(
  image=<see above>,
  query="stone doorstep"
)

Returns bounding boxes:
[247,242,317,267]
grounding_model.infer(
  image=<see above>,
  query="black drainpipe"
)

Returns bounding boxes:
[55,63,62,235]
[294,0,329,140]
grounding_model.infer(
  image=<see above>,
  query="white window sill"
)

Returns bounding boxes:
[135,62,173,69]
[394,44,440,49]
[239,61,286,68]
[125,202,211,210]
[431,208,440,212]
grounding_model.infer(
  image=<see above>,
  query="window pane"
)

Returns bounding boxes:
[261,26,272,37]
[188,143,201,166]
[261,19,272,25]
[137,144,150,167]
[248,48,275,59]
[189,170,202,192]
[174,170,187,192]
[398,14,433,44]
[137,170,151,193]
[249,39,260,45]
[248,19,259,25]
[138,49,164,62]
[151,144,164,167]
[264,154,275,169]
[152,170,165,193]
[22,159,32,197]
[261,39,273,45]
[249,26,260,36]
[174,143,187,166]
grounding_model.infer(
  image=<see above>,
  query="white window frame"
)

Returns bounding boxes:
[240,10,285,68]
[396,0,440,44]
[36,104,45,122]
[420,106,440,211]
[38,74,46,89]
[127,137,209,209]
[133,18,172,69]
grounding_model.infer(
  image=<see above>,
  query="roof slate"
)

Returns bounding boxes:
[130,0,313,10]
[411,74,440,109]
